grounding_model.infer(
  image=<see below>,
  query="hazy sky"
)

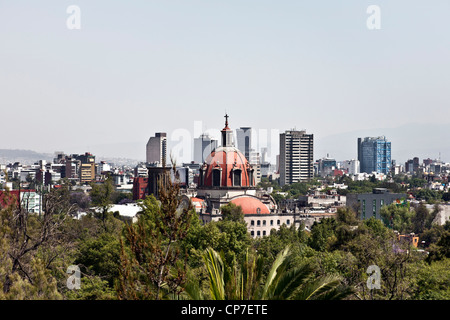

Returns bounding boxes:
[1,1,449,164]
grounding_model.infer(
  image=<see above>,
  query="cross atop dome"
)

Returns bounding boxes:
[223,113,230,130]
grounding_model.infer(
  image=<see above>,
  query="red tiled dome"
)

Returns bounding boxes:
[201,146,254,187]
[230,196,270,214]
[199,114,255,188]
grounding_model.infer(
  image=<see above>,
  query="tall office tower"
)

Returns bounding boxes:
[146,132,167,166]
[236,127,252,161]
[279,130,314,186]
[357,136,391,174]
[194,133,218,164]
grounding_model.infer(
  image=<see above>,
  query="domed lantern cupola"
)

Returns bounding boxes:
[221,114,234,147]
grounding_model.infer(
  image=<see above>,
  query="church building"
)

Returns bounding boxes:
[189,115,296,237]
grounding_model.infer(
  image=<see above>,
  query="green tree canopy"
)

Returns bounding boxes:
[117,166,195,300]
[308,218,337,252]
[380,203,413,233]
[220,202,245,223]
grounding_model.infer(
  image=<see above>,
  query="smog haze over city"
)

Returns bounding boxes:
[1,1,449,164]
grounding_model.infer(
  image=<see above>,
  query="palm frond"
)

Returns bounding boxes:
[260,245,291,300]
[293,275,343,300]
[311,284,355,300]
[203,247,225,300]
[241,248,265,300]
[183,278,205,300]
[271,262,314,300]
[195,246,353,301]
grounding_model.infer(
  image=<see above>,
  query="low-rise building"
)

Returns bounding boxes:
[347,188,407,220]
[0,189,41,214]
[281,190,346,212]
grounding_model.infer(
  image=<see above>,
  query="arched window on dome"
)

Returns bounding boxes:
[232,169,242,187]
[212,168,221,187]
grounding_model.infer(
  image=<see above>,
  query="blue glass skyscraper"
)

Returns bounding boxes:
[357,136,391,174]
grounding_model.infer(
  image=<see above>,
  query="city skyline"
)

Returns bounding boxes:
[1,1,449,164]
[0,119,449,166]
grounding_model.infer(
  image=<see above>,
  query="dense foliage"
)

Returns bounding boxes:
[0,175,449,300]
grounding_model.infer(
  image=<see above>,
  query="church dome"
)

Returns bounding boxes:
[230,196,270,214]
[199,114,255,188]
[201,146,254,187]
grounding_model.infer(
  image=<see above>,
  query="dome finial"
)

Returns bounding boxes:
[224,113,229,128]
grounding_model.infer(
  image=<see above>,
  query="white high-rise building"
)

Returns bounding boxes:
[279,130,314,186]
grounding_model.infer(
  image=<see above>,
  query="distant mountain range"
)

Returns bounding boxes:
[0,149,141,167]
[0,149,53,165]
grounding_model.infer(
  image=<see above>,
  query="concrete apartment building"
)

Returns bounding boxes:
[279,130,314,186]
